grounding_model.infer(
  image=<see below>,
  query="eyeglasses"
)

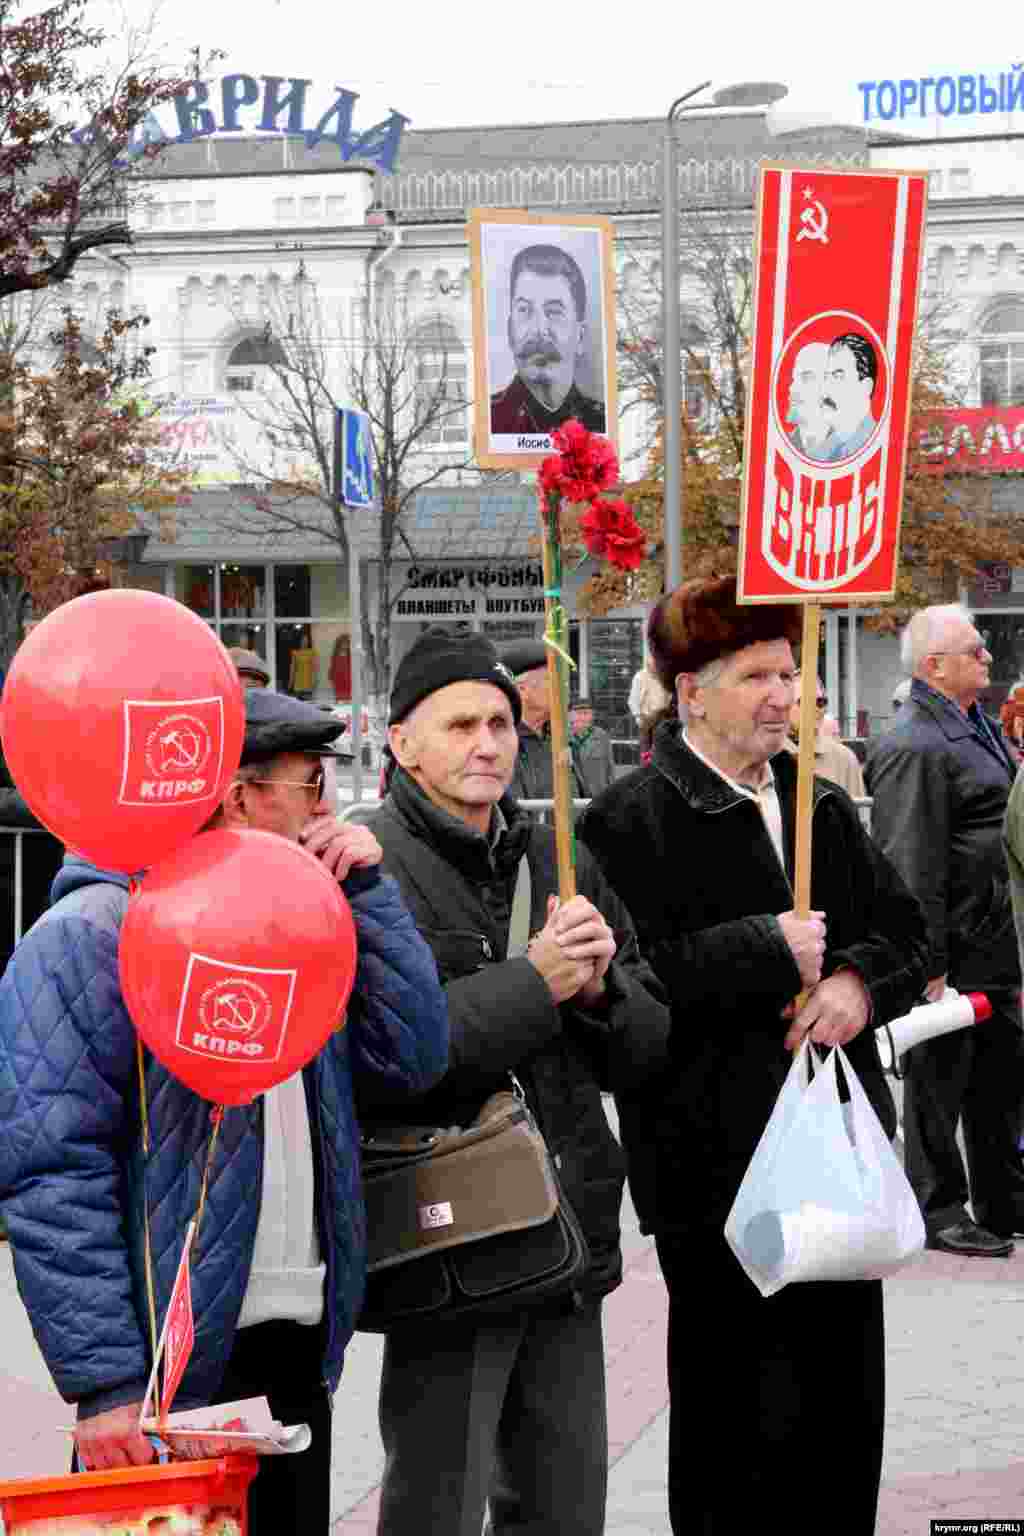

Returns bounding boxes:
[245,767,326,800]
[930,645,989,660]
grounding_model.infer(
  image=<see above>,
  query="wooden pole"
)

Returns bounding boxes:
[793,601,821,921]
[541,517,576,902]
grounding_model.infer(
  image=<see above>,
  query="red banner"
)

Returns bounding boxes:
[160,1230,195,1418]
[916,407,1024,472]
[738,164,928,603]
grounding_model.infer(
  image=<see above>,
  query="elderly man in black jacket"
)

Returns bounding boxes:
[578,576,927,1536]
[865,603,1024,1257]
[366,627,669,1536]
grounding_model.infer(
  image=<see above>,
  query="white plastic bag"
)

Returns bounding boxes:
[724,1042,925,1297]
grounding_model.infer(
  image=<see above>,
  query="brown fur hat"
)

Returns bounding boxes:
[647,576,803,691]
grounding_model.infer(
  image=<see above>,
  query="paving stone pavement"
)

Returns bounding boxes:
[1,1185,1022,1533]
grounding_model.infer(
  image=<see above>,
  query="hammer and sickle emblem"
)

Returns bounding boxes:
[797,201,829,245]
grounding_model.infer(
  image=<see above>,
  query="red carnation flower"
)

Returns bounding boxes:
[578,497,647,572]
[540,418,620,505]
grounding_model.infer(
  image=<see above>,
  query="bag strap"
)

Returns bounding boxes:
[507,855,532,959]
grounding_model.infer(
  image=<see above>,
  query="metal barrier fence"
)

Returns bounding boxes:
[342,797,874,827]
[1,827,56,952]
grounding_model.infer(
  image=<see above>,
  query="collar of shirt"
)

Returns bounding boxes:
[683,731,786,870]
[683,729,775,798]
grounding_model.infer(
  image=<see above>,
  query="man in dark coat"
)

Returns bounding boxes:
[366,627,669,1536]
[577,576,927,1536]
[501,638,590,802]
[865,603,1024,1256]
[489,243,605,436]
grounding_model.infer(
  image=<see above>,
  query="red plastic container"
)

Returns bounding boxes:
[0,1455,258,1533]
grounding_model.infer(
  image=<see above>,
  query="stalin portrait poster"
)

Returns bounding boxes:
[469,208,618,470]
[737,164,928,603]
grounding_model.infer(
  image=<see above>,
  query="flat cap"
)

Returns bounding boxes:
[241,688,351,765]
[499,640,548,678]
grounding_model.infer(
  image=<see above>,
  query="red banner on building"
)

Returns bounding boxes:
[737,164,928,603]
[916,406,1024,472]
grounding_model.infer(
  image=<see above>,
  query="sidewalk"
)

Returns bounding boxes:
[1,1210,1023,1532]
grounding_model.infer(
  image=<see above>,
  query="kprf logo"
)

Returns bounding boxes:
[119,697,226,806]
[175,952,297,1065]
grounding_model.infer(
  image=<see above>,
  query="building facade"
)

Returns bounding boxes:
[38,103,1024,741]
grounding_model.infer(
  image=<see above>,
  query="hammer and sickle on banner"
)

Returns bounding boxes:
[797,188,829,245]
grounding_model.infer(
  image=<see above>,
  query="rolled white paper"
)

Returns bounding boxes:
[875,988,990,1070]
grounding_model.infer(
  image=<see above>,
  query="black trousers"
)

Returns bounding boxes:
[211,1320,332,1536]
[656,1230,885,1536]
[902,993,1024,1237]
[376,1302,607,1536]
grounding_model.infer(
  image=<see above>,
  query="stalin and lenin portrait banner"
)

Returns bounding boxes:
[468,208,618,470]
[738,164,929,604]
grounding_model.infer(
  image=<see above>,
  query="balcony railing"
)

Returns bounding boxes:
[379,150,867,221]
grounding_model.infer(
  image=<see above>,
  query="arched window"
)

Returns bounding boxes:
[979,301,1024,408]
[224,331,288,393]
[413,318,467,446]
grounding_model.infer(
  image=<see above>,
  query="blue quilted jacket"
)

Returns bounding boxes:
[0,857,448,1417]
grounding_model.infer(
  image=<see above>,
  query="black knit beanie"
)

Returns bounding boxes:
[388,627,523,726]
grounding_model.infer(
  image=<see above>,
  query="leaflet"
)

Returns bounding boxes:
[140,1396,311,1457]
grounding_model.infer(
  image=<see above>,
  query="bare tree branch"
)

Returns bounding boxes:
[209,271,494,699]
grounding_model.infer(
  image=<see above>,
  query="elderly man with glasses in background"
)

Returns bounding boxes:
[866,603,1024,1257]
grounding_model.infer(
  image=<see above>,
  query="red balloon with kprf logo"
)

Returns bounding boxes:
[119,828,357,1104]
[0,590,244,873]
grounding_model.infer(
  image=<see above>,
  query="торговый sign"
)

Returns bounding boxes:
[858,66,1024,123]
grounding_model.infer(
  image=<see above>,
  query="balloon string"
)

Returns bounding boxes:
[194,1106,224,1245]
[135,1037,159,1370]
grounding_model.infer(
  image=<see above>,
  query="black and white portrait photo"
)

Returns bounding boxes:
[469,210,616,468]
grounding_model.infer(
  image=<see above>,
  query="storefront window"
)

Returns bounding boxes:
[587,619,643,740]
[221,623,268,660]
[275,565,312,618]
[220,563,266,619]
[177,564,215,617]
[169,561,348,696]
[276,623,317,698]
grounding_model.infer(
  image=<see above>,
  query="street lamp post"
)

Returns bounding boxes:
[662,83,711,596]
[661,79,788,592]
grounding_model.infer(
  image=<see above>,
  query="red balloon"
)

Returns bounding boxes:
[0,590,244,872]
[119,829,357,1105]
